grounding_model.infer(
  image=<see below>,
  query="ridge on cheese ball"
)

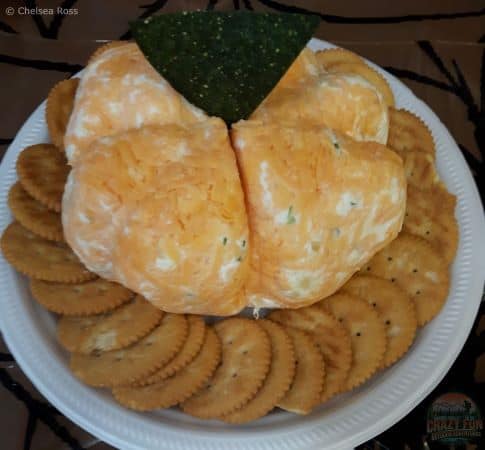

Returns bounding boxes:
[231,121,406,310]
[64,42,207,164]
[63,118,249,316]
[253,50,389,144]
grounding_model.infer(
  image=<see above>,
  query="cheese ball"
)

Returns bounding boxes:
[64,43,206,164]
[252,72,389,144]
[63,119,249,316]
[231,121,406,309]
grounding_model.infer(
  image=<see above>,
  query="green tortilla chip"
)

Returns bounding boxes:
[131,11,319,124]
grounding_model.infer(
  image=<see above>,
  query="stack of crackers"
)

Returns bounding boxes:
[0,46,458,424]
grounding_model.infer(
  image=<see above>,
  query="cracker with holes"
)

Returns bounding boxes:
[388,108,435,158]
[319,293,387,391]
[30,278,133,316]
[326,62,394,106]
[404,185,458,263]
[340,275,417,368]
[57,295,163,354]
[401,151,441,189]
[8,182,64,242]
[223,320,296,424]
[70,313,187,387]
[276,327,324,415]
[112,327,221,411]
[181,318,271,419]
[363,233,450,326]
[136,315,206,386]
[269,307,352,402]
[16,144,69,212]
[0,222,95,283]
[46,78,79,151]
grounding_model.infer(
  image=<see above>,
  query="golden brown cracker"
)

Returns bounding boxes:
[136,315,206,386]
[70,313,188,387]
[363,233,450,326]
[8,182,64,242]
[388,108,435,158]
[46,78,79,150]
[327,62,394,106]
[269,307,352,402]
[401,151,441,189]
[57,295,163,354]
[16,144,69,212]
[181,318,271,419]
[404,185,458,263]
[276,327,324,415]
[340,275,417,368]
[30,278,133,316]
[222,320,296,424]
[315,48,363,70]
[112,327,221,411]
[1,222,95,283]
[319,293,387,391]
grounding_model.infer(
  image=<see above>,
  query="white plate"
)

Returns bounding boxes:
[0,38,484,450]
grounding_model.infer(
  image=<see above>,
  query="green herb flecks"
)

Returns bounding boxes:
[222,236,228,245]
[287,206,296,224]
[131,11,319,124]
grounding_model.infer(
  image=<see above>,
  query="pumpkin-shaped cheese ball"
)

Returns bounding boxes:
[231,121,406,309]
[63,118,249,316]
[64,42,206,164]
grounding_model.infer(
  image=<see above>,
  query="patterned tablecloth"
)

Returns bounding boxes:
[0,1,483,449]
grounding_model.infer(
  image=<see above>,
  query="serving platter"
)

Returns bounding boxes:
[0,38,484,450]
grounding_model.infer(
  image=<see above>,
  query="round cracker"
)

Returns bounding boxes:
[16,144,69,212]
[70,313,187,387]
[341,275,417,368]
[276,327,324,415]
[30,278,133,316]
[269,306,352,402]
[319,293,387,391]
[388,108,435,158]
[327,62,394,106]
[222,320,296,424]
[362,233,450,326]
[404,185,458,263]
[181,318,271,419]
[112,327,221,411]
[8,182,64,242]
[135,315,206,386]
[315,48,363,70]
[401,151,441,189]
[1,222,95,283]
[57,295,163,354]
[46,78,79,150]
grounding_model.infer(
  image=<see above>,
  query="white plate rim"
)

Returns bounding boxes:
[0,38,484,450]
